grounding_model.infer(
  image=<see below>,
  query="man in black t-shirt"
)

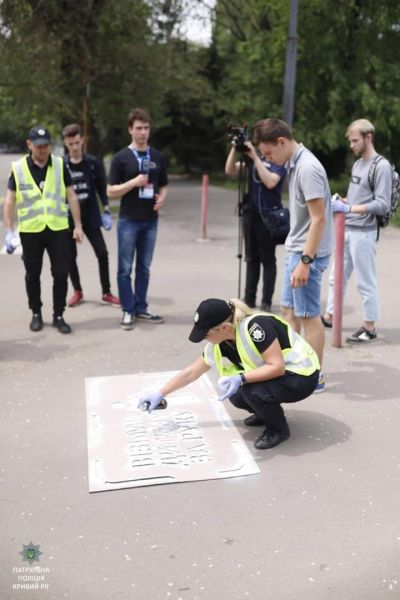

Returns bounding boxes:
[107,108,168,330]
[62,123,120,309]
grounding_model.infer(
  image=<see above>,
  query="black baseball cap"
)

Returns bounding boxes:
[28,125,51,146]
[189,298,233,343]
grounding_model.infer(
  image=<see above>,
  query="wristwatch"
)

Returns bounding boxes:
[300,254,314,265]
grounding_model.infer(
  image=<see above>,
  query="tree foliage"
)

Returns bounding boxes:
[0,0,399,174]
[294,0,400,171]
[211,0,400,173]
[0,0,162,153]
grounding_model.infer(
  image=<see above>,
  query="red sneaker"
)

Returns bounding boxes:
[68,290,83,307]
[101,293,121,307]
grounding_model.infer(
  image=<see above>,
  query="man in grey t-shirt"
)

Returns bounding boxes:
[254,118,332,393]
[322,118,392,343]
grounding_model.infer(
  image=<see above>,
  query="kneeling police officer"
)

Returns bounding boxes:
[138,298,320,450]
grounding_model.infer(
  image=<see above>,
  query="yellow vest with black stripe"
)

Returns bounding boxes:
[12,155,69,233]
[203,313,320,377]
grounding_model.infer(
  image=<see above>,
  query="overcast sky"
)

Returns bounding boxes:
[181,1,214,45]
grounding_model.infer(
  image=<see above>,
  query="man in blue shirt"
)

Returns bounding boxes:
[225,134,286,311]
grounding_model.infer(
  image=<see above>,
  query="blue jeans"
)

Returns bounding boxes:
[325,228,379,321]
[117,218,158,314]
[280,253,330,318]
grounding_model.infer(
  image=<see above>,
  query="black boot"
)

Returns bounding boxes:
[52,316,72,334]
[244,414,264,427]
[30,313,43,332]
[254,426,290,450]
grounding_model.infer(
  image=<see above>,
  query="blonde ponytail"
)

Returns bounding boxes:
[228,298,258,327]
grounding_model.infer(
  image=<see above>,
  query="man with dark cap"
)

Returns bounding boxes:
[3,125,84,333]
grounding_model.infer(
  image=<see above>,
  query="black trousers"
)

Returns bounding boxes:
[69,226,110,295]
[230,370,319,433]
[20,227,71,317]
[243,210,277,307]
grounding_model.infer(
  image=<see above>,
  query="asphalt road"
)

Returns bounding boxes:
[1,154,400,600]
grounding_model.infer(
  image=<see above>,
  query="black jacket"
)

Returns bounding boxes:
[64,153,109,229]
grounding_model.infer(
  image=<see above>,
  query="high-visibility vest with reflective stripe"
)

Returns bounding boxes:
[203,343,240,378]
[12,155,69,232]
[204,313,320,377]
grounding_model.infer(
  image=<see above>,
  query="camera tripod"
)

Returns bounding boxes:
[235,157,248,299]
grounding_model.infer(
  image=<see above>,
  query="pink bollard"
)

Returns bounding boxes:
[200,174,209,240]
[332,213,346,347]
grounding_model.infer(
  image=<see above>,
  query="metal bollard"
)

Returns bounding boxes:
[200,174,209,240]
[332,213,345,348]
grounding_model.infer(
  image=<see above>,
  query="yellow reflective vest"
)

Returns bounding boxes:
[12,155,69,233]
[203,313,320,377]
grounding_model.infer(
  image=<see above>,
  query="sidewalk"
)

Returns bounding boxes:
[1,170,400,599]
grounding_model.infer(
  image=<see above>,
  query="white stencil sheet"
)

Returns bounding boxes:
[86,371,260,492]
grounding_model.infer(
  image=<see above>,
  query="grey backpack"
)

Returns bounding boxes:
[368,154,400,228]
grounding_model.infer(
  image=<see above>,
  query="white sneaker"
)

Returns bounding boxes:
[346,327,377,343]
[120,311,135,330]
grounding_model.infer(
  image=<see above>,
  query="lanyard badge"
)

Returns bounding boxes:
[131,147,156,200]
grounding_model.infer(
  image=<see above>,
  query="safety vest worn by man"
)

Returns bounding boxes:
[12,155,69,233]
[203,313,320,378]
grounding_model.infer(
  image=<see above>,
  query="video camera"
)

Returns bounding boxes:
[227,123,249,153]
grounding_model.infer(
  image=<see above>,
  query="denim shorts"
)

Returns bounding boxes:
[280,253,330,318]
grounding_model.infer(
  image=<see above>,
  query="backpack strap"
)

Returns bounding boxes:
[368,154,384,191]
[367,154,385,242]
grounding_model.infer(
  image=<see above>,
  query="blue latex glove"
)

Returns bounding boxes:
[332,199,350,214]
[5,230,19,254]
[218,375,242,401]
[137,391,163,413]
[101,211,112,231]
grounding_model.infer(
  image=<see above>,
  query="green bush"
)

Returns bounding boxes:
[328,174,350,197]
[391,210,400,227]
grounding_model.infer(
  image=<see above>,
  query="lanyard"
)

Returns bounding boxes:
[130,146,150,172]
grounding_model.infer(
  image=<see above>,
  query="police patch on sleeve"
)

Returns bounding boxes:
[249,322,266,342]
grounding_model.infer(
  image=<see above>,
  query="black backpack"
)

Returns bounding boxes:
[368,154,400,228]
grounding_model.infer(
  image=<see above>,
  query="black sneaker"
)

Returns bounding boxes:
[30,313,43,332]
[52,316,72,334]
[321,315,333,328]
[260,304,271,312]
[346,327,377,343]
[254,427,290,450]
[244,414,264,427]
[136,312,164,324]
[120,311,135,330]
